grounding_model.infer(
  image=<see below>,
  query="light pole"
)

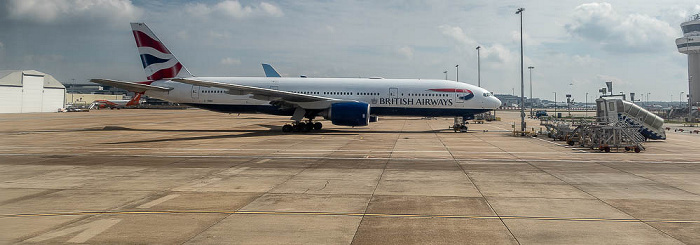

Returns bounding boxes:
[585,92,589,117]
[516,7,525,133]
[443,71,448,80]
[476,46,481,87]
[455,65,459,82]
[647,92,650,107]
[528,66,534,117]
[681,92,685,108]
[553,92,557,117]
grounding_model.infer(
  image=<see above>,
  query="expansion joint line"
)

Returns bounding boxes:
[431,124,521,245]
[511,137,686,244]
[181,136,316,244]
[350,120,404,244]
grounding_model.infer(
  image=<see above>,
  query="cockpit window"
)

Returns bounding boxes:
[483,93,491,97]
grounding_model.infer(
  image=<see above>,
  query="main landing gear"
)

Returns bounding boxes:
[282,108,323,133]
[452,116,469,133]
[282,121,323,133]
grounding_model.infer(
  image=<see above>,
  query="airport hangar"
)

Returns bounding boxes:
[0,70,65,113]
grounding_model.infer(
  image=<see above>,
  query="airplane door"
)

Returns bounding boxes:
[191,85,200,99]
[455,91,464,103]
[389,88,398,98]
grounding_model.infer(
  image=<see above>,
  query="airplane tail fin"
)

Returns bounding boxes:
[130,23,193,80]
[262,63,281,77]
[126,92,143,106]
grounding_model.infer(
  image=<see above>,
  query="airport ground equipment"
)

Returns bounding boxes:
[542,118,646,153]
[540,96,662,153]
[596,97,666,140]
[540,119,575,141]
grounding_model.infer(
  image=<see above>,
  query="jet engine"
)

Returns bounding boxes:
[323,102,370,126]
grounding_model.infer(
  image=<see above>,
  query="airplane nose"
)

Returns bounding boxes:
[490,97,501,109]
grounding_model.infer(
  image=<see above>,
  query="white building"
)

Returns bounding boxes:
[0,70,66,113]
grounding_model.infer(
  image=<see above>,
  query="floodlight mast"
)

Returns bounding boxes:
[528,66,534,117]
[476,46,481,87]
[516,7,525,134]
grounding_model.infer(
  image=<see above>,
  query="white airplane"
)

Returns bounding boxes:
[91,23,501,132]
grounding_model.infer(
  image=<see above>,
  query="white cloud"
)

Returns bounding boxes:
[438,25,477,47]
[510,31,539,46]
[23,54,64,64]
[185,1,283,19]
[565,2,677,53]
[260,2,284,17]
[217,0,253,18]
[220,57,241,65]
[396,46,413,59]
[597,74,628,86]
[5,0,141,25]
[439,24,516,64]
[208,30,231,40]
[176,31,189,40]
[572,54,596,65]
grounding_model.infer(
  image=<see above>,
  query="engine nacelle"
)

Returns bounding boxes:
[324,102,370,126]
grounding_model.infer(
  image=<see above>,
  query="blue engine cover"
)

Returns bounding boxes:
[330,102,370,126]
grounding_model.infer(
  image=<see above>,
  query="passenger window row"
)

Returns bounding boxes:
[291,91,320,95]
[202,90,224,93]
[407,93,448,97]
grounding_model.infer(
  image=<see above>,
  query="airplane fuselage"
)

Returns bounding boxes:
[144,77,501,118]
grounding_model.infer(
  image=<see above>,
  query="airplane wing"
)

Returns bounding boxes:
[172,78,337,103]
[90,79,173,93]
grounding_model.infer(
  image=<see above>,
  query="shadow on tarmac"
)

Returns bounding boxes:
[91,125,453,144]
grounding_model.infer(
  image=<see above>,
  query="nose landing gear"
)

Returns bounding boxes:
[451,116,469,133]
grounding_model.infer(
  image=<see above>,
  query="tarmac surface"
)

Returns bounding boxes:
[0,109,699,244]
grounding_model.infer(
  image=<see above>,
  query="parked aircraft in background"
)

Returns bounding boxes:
[91,23,500,132]
[262,64,281,77]
[89,93,142,110]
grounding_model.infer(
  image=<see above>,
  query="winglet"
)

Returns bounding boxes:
[262,63,281,77]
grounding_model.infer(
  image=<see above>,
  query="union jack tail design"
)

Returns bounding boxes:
[130,23,192,81]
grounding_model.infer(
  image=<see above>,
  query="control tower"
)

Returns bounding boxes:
[676,13,700,107]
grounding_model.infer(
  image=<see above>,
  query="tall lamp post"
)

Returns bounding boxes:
[585,92,589,117]
[443,71,448,80]
[647,92,650,107]
[455,65,459,82]
[476,46,481,87]
[516,7,525,133]
[553,92,557,117]
[528,66,534,117]
[681,92,685,108]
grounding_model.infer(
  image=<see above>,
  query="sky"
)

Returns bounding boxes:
[1,0,699,103]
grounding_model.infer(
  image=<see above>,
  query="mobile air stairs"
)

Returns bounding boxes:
[541,96,664,153]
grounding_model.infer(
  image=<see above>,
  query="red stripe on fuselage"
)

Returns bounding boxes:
[133,30,169,54]
[147,62,182,80]
[429,88,472,93]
